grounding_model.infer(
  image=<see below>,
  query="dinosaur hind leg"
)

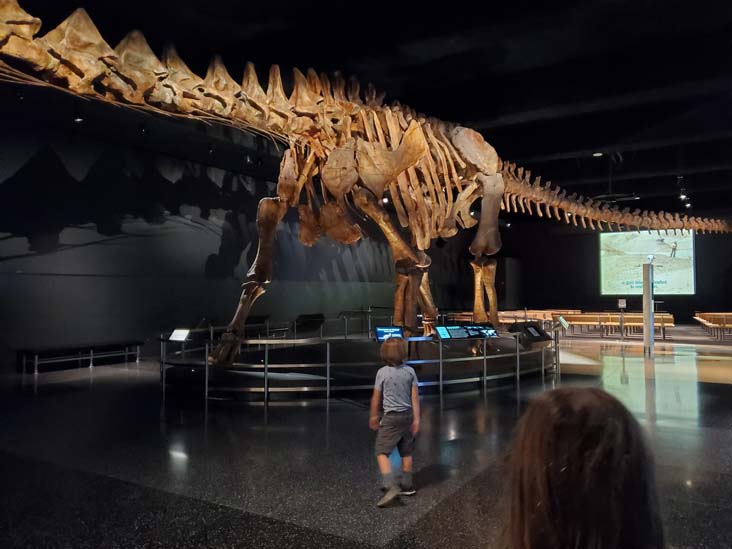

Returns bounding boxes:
[481,258,499,326]
[393,261,422,336]
[471,259,487,323]
[210,196,286,366]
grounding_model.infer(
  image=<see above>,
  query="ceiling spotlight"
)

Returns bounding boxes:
[382,197,389,204]
[73,117,84,123]
[685,203,692,208]
[679,193,687,200]
[592,152,603,157]
[634,196,641,200]
[506,222,512,228]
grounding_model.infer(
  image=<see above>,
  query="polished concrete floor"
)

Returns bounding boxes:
[2,337,732,548]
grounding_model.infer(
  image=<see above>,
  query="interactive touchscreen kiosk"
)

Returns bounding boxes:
[375,326,404,342]
[508,322,552,349]
[435,324,498,340]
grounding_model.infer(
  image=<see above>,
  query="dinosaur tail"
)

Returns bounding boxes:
[498,159,730,234]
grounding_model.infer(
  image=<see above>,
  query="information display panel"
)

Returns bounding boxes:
[375,326,404,342]
[435,324,498,340]
[169,329,190,342]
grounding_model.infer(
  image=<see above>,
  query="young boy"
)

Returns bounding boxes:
[369,336,420,508]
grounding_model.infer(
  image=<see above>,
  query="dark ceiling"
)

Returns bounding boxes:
[18,0,732,214]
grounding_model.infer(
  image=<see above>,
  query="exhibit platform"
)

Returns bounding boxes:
[161,331,556,401]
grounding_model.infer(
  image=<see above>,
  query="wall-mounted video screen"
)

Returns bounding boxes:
[435,325,498,340]
[600,231,695,295]
[375,326,404,342]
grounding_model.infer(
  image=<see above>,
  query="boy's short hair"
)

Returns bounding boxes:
[380,336,408,366]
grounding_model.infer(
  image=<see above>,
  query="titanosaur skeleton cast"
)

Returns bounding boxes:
[1,1,728,365]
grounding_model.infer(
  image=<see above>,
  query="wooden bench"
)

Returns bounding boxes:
[694,313,732,340]
[444,310,581,327]
[558,312,674,339]
[498,310,581,323]
[19,340,143,375]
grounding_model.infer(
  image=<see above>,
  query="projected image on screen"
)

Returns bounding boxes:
[600,231,695,295]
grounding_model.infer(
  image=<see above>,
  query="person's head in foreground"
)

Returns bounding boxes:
[504,387,665,549]
[380,336,408,367]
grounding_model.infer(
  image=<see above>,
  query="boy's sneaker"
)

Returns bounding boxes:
[377,485,401,508]
[399,483,417,496]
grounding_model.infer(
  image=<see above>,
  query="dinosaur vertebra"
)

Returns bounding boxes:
[1,0,729,365]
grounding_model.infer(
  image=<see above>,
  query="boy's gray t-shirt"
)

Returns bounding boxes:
[374,364,418,413]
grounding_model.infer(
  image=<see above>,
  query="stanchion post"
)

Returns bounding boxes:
[368,307,372,338]
[439,340,444,403]
[326,341,331,400]
[159,335,163,378]
[482,337,487,391]
[136,345,140,365]
[264,343,269,405]
[34,354,38,376]
[620,309,625,341]
[89,349,94,368]
[515,335,520,387]
[344,317,348,340]
[541,345,545,383]
[161,338,167,400]
[204,343,209,405]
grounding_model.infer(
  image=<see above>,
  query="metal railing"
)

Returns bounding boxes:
[160,328,562,406]
[23,345,141,375]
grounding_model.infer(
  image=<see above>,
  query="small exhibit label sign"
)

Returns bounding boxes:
[169,329,190,342]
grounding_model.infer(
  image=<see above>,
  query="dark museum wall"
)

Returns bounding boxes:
[500,218,732,321]
[0,87,476,368]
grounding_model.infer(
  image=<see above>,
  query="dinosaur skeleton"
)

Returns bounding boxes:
[1,1,729,366]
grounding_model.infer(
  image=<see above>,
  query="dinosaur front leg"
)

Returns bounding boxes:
[417,269,438,336]
[393,270,409,328]
[210,196,287,366]
[353,188,431,336]
[398,262,422,337]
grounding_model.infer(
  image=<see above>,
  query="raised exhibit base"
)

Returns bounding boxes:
[162,335,555,400]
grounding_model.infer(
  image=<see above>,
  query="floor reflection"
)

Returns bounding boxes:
[559,339,732,426]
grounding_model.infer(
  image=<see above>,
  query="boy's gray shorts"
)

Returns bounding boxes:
[375,410,415,457]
